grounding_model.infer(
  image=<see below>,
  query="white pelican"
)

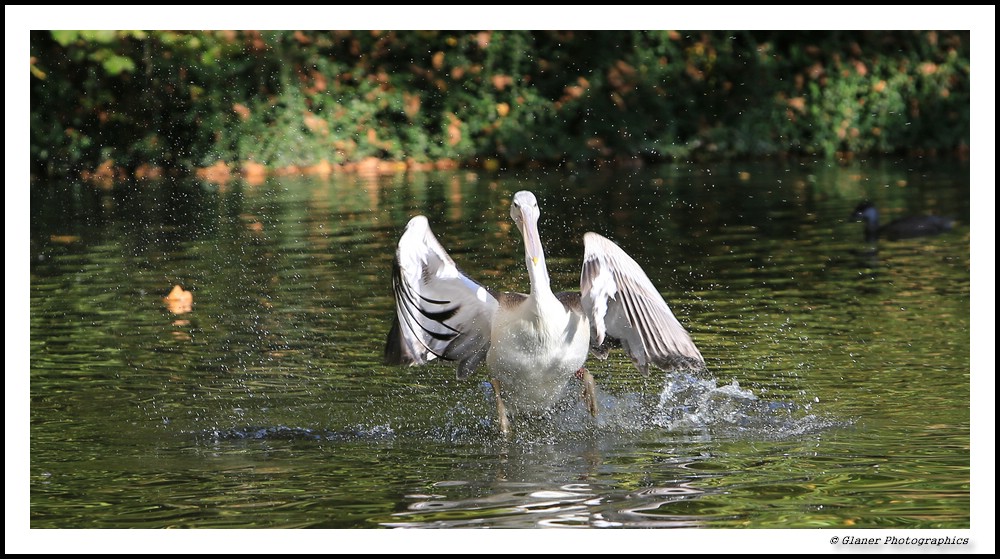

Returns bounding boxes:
[384,190,705,434]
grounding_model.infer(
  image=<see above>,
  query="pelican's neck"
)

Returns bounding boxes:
[526,248,553,299]
[521,219,554,300]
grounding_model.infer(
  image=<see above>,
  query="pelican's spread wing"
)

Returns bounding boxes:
[580,232,704,375]
[384,216,498,379]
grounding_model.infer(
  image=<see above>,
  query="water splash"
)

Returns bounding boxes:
[191,372,840,447]
[650,372,841,438]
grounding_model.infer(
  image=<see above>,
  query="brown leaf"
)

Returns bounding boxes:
[164,285,193,315]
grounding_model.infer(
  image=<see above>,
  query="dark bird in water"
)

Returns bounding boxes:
[384,191,705,434]
[851,202,954,242]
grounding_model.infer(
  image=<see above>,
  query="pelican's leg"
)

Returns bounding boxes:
[490,378,510,435]
[576,367,599,417]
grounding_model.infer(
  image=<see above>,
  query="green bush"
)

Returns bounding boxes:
[30,30,970,179]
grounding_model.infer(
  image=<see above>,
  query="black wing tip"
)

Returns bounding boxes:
[383,315,416,365]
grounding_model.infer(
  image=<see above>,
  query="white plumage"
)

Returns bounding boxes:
[384,191,704,433]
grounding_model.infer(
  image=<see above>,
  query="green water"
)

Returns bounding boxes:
[28,158,970,530]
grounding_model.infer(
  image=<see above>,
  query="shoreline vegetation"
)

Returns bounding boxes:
[30,30,969,186]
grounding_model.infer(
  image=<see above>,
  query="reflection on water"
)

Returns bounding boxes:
[30,159,970,529]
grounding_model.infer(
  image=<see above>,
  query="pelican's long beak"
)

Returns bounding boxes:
[520,209,543,267]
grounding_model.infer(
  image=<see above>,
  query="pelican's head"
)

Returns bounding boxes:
[510,191,543,267]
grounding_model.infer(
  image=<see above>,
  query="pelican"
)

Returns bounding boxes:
[384,191,705,434]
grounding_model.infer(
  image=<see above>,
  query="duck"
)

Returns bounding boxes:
[384,190,705,434]
[851,201,954,242]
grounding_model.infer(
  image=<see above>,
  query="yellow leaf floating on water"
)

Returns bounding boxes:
[164,285,193,314]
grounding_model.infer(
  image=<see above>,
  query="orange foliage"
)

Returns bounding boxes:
[447,114,463,146]
[196,161,231,184]
[353,156,406,176]
[134,163,163,180]
[787,97,807,113]
[303,112,328,135]
[81,159,123,188]
[807,62,824,80]
[241,161,267,184]
[233,103,251,121]
[244,31,268,53]
[491,75,513,91]
[403,92,421,118]
[304,159,335,177]
[475,32,492,49]
[49,235,80,244]
[406,159,435,172]
[303,70,328,95]
[608,60,637,94]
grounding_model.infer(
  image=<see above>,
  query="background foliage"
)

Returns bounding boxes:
[30,30,970,178]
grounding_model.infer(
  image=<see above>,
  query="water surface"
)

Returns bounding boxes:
[29,158,971,531]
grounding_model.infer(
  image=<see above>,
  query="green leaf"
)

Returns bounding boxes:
[51,30,79,46]
[102,54,136,75]
[82,30,118,44]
